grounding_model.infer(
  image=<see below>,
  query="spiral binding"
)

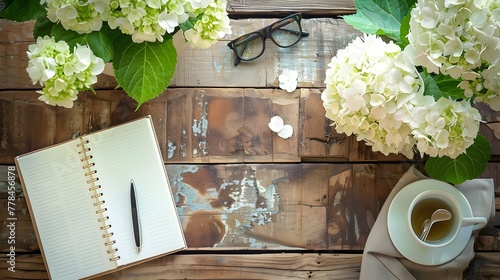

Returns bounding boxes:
[77,137,121,262]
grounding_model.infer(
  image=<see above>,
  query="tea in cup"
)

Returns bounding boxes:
[408,190,486,247]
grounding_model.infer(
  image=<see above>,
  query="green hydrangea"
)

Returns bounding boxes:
[27,36,104,108]
[44,0,110,33]
[183,0,231,48]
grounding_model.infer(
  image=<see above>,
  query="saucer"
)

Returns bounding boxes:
[387,179,473,266]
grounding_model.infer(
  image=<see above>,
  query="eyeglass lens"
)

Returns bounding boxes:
[270,17,302,47]
[232,15,302,61]
[233,33,265,60]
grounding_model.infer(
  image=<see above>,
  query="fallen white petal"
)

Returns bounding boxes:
[268,116,285,132]
[277,124,293,139]
[278,69,299,92]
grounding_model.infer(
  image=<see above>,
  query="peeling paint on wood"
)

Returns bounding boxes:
[167,165,280,248]
[192,94,209,157]
[167,140,176,159]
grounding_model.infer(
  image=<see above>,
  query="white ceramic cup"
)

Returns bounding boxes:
[408,190,487,247]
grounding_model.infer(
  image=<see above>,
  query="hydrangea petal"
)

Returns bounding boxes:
[277,124,293,139]
[268,116,284,133]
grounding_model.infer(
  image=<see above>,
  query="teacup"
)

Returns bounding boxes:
[408,189,487,247]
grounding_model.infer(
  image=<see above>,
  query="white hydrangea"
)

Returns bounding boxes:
[458,62,500,111]
[108,0,189,43]
[321,34,424,159]
[183,0,231,48]
[405,0,500,80]
[45,0,110,33]
[43,0,231,46]
[26,36,104,108]
[187,0,212,9]
[405,0,500,112]
[410,97,481,159]
[480,63,500,110]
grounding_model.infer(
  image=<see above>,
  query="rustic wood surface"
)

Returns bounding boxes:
[1,163,499,279]
[225,0,356,16]
[1,18,499,160]
[0,252,499,279]
[1,2,500,279]
[0,18,362,88]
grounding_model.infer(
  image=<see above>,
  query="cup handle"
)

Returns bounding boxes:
[462,217,488,231]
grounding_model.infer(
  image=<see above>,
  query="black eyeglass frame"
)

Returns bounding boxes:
[227,13,310,66]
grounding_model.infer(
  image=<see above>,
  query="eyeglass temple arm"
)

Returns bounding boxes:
[234,56,242,66]
[232,40,252,66]
[278,28,310,37]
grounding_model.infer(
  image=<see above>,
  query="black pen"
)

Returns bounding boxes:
[130,179,141,252]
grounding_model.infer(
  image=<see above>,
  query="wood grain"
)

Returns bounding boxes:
[2,19,499,161]
[2,88,500,164]
[1,252,500,280]
[1,164,499,253]
[1,4,499,280]
[0,89,338,164]
[226,0,356,16]
[0,18,363,89]
[174,18,362,89]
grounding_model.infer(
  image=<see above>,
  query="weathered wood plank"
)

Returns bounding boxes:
[0,87,332,163]
[0,18,362,89]
[1,252,500,280]
[2,89,500,164]
[244,88,301,162]
[0,253,362,280]
[0,97,13,159]
[1,163,334,252]
[300,89,500,162]
[2,164,499,253]
[0,24,117,90]
[164,88,195,162]
[0,90,147,163]
[171,18,362,88]
[300,88,350,160]
[0,88,305,164]
[2,4,499,279]
[11,98,56,153]
[476,102,500,158]
[226,0,356,16]
[164,88,302,163]
[172,163,343,250]
[300,89,406,162]
[464,252,500,279]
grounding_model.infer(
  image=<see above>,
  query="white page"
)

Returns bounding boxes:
[16,139,115,280]
[84,117,186,266]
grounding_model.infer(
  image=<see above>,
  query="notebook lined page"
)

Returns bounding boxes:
[16,139,115,279]
[85,117,186,266]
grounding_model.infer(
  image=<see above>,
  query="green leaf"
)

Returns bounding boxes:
[343,0,414,42]
[425,135,491,185]
[0,0,45,22]
[421,71,466,101]
[399,10,412,48]
[421,71,441,100]
[433,75,466,100]
[113,34,177,109]
[179,13,203,33]
[179,19,195,33]
[51,24,114,62]
[33,16,55,38]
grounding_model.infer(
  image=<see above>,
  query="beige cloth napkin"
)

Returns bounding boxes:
[360,165,495,280]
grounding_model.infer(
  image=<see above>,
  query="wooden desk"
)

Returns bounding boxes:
[1,2,499,279]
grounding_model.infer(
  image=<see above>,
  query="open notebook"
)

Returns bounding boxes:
[15,116,187,279]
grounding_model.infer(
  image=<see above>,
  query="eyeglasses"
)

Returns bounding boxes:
[227,13,309,66]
